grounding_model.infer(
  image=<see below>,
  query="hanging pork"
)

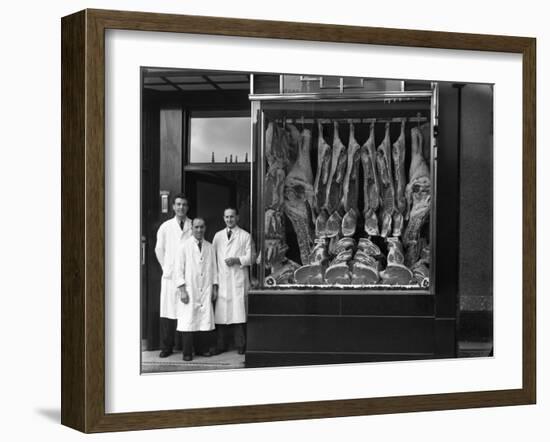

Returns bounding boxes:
[323,121,348,214]
[403,126,431,265]
[376,122,396,237]
[392,119,407,237]
[264,122,287,210]
[360,122,381,236]
[283,124,315,265]
[340,123,361,237]
[313,121,332,216]
[263,122,290,283]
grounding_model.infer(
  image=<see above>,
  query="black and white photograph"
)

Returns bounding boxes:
[140,69,494,373]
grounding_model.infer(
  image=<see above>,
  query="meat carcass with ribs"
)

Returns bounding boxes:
[392,120,407,236]
[313,121,332,216]
[264,123,287,210]
[341,123,361,207]
[376,122,396,237]
[265,122,289,171]
[403,127,431,263]
[264,208,285,266]
[360,123,381,236]
[340,123,362,237]
[283,124,315,265]
[324,121,348,214]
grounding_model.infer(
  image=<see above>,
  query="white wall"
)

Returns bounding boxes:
[0,0,546,440]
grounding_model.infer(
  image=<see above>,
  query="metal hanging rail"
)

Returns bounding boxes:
[275,116,429,125]
[249,90,433,102]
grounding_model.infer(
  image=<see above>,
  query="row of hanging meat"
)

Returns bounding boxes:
[263,118,432,287]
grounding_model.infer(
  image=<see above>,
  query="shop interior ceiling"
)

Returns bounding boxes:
[143,68,250,92]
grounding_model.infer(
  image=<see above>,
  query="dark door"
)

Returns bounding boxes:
[185,171,235,242]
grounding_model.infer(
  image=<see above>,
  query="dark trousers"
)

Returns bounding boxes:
[160,318,177,352]
[181,330,216,357]
[216,323,246,351]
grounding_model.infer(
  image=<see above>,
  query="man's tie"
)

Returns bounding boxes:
[179,220,184,231]
[198,240,202,252]
[227,229,232,240]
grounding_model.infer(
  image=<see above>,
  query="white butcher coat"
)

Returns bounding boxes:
[154,216,192,319]
[174,237,218,332]
[212,226,252,325]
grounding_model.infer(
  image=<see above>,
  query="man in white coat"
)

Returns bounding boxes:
[212,207,252,355]
[154,193,192,358]
[174,217,218,361]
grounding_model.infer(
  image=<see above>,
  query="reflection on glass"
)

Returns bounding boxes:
[190,117,251,163]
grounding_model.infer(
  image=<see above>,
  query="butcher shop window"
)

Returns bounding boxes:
[189,112,251,164]
[255,97,434,291]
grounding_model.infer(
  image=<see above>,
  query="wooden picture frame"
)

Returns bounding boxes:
[61,9,536,433]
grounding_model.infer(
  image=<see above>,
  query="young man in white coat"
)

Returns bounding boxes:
[212,207,252,355]
[154,193,192,358]
[174,217,218,361]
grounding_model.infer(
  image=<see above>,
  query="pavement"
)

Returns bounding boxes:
[141,349,245,373]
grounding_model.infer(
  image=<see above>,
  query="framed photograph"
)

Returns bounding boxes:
[61,9,536,433]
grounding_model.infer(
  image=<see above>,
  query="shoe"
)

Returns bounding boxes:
[183,354,193,361]
[159,350,173,358]
[211,348,223,356]
[237,347,245,355]
[198,351,212,357]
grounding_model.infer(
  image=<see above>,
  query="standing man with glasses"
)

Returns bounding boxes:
[174,217,218,361]
[212,207,253,355]
[154,193,192,358]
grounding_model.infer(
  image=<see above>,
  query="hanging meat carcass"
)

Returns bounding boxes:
[264,122,292,282]
[360,122,381,236]
[376,122,396,237]
[392,119,407,237]
[264,123,287,210]
[313,121,332,216]
[264,208,285,265]
[283,124,315,265]
[265,122,289,171]
[403,126,431,264]
[323,121,348,214]
[340,123,361,236]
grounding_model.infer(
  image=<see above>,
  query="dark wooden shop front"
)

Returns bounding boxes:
[141,69,493,366]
